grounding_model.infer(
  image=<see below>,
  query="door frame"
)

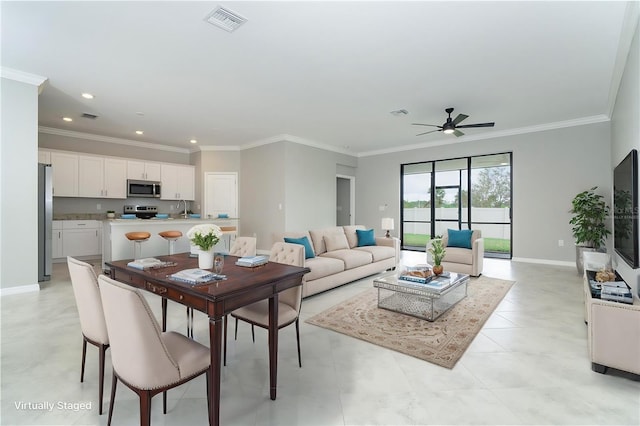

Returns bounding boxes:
[336,174,355,226]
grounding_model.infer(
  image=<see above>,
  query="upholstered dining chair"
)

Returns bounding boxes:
[225,242,305,367]
[67,256,110,415]
[229,236,257,257]
[97,275,212,426]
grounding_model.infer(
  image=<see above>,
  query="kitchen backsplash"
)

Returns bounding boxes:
[53,197,197,217]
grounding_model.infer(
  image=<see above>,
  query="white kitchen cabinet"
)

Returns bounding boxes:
[38,150,51,164]
[50,151,78,197]
[127,160,161,181]
[78,155,127,198]
[52,221,63,259]
[160,164,195,200]
[62,220,101,257]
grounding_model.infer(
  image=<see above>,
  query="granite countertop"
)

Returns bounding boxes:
[54,213,238,222]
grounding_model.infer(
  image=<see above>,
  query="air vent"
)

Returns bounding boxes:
[81,113,98,120]
[204,6,247,32]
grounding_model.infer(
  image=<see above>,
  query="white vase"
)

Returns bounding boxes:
[198,249,214,269]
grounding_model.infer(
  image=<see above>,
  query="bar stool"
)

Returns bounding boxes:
[125,232,150,260]
[158,230,193,337]
[158,230,182,255]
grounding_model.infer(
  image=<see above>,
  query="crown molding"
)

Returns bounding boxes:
[38,127,191,154]
[357,114,611,157]
[1,67,48,94]
[198,145,241,152]
[240,133,355,156]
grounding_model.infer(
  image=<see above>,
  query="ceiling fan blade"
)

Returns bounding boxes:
[456,122,495,128]
[412,123,441,127]
[416,129,440,136]
[453,129,465,137]
[452,114,469,126]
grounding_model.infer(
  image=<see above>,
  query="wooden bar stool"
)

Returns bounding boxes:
[158,230,182,255]
[125,232,150,260]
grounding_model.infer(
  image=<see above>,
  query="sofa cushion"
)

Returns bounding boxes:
[343,225,366,248]
[304,256,345,281]
[444,247,474,265]
[309,227,345,255]
[284,236,315,259]
[447,229,473,249]
[321,249,372,270]
[324,233,349,252]
[356,229,376,247]
[353,245,395,262]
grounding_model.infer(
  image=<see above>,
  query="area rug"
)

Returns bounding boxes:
[305,276,514,369]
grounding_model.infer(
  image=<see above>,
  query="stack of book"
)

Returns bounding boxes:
[170,268,218,285]
[601,281,634,304]
[127,258,176,270]
[235,255,269,267]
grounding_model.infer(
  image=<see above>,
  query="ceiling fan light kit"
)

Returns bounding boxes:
[413,107,495,137]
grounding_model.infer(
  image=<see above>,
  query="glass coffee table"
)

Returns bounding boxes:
[373,271,469,321]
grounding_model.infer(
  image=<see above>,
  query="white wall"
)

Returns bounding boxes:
[611,14,639,294]
[355,122,612,264]
[1,72,46,292]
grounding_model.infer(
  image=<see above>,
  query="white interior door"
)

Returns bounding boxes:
[204,172,238,218]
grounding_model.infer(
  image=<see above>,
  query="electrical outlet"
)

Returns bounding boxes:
[558,239,564,247]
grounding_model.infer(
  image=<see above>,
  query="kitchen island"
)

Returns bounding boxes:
[102,217,238,271]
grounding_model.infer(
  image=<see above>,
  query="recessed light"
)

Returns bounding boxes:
[63,117,73,122]
[81,93,94,99]
[190,139,197,144]
[135,130,144,135]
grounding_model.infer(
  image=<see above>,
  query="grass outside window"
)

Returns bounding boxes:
[403,233,510,253]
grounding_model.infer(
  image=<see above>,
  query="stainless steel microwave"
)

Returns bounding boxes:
[127,179,161,198]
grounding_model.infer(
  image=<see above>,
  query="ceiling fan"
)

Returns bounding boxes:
[412,107,495,137]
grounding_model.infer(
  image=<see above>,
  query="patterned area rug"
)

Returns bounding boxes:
[306,276,514,369]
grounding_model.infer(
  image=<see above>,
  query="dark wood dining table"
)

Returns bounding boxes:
[106,252,309,426]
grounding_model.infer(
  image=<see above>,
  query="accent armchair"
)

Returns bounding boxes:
[437,229,484,277]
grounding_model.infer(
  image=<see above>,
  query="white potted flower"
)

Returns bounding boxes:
[186,223,222,269]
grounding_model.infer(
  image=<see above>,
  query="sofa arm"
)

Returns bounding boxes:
[375,236,400,265]
[472,238,484,276]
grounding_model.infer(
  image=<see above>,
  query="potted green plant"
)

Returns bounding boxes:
[106,210,115,219]
[569,186,611,274]
[428,238,446,275]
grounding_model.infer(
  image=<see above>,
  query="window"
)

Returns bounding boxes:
[401,152,512,258]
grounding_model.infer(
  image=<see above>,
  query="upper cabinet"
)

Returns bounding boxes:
[51,151,79,197]
[127,160,161,181]
[161,164,195,200]
[78,155,127,199]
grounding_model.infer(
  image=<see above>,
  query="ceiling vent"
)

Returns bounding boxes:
[204,6,247,32]
[81,112,98,120]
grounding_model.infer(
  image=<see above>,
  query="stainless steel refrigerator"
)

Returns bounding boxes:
[38,163,52,281]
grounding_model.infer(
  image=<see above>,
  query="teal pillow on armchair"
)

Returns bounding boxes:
[447,229,473,249]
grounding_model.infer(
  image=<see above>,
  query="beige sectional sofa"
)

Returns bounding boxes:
[280,225,400,298]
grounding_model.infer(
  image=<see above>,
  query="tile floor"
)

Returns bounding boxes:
[1,254,639,425]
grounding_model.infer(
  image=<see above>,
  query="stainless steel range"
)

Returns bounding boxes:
[124,205,158,219]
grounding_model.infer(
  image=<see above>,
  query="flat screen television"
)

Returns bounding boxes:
[613,149,638,269]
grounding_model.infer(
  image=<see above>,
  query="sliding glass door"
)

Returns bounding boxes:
[401,152,512,258]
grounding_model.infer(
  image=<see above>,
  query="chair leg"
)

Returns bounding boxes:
[234,317,238,340]
[186,307,194,339]
[140,390,152,426]
[223,314,228,366]
[163,390,167,414]
[295,318,302,368]
[107,372,117,426]
[98,344,108,415]
[161,298,167,332]
[251,324,255,343]
[80,337,87,382]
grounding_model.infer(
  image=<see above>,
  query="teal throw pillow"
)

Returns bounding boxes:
[356,229,376,247]
[447,229,473,249]
[284,236,315,259]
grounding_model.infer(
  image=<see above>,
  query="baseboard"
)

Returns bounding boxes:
[0,284,41,297]
[511,257,575,268]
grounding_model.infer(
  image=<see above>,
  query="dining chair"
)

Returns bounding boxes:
[67,256,110,415]
[229,236,257,257]
[97,275,212,426]
[225,242,305,367]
